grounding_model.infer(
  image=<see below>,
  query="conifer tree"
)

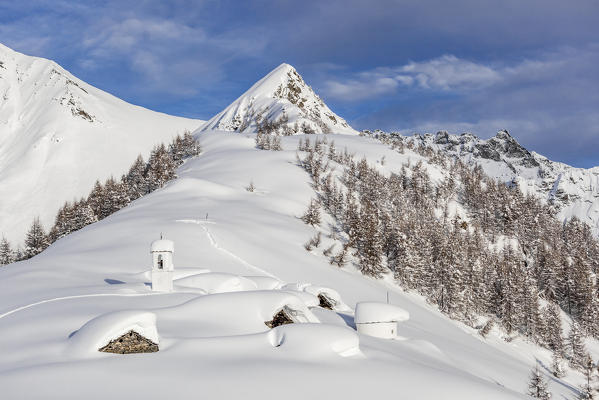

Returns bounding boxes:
[578,356,595,399]
[568,322,588,370]
[123,155,148,199]
[49,201,78,242]
[146,144,176,192]
[301,198,321,226]
[330,244,349,267]
[101,176,129,217]
[13,247,24,262]
[328,140,336,160]
[87,180,105,219]
[522,273,544,342]
[169,134,185,165]
[527,364,551,399]
[181,131,201,157]
[71,200,98,231]
[543,304,565,354]
[24,217,49,259]
[356,199,385,277]
[271,135,282,151]
[551,351,565,378]
[0,236,13,265]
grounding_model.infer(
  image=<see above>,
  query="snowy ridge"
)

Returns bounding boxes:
[200,63,356,135]
[379,129,599,236]
[0,43,202,243]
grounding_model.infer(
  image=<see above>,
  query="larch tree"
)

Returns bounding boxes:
[527,364,551,399]
[568,321,588,370]
[543,304,565,355]
[24,217,49,259]
[550,350,565,378]
[578,356,595,399]
[301,198,321,226]
[0,237,13,265]
[123,154,148,200]
[146,144,176,192]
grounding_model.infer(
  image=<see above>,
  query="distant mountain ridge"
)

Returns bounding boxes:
[367,129,599,236]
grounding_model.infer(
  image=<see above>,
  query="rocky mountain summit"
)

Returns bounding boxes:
[201,63,356,135]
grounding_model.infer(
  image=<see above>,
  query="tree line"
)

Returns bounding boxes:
[296,135,599,373]
[0,131,201,265]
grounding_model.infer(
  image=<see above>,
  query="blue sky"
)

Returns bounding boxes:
[1,0,598,167]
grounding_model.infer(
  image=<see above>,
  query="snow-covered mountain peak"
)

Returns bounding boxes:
[0,43,201,244]
[201,63,356,135]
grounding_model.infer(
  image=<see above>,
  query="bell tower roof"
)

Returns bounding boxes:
[150,239,174,253]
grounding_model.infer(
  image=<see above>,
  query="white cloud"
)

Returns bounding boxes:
[82,18,206,56]
[325,76,399,100]
[399,55,501,90]
[323,54,504,100]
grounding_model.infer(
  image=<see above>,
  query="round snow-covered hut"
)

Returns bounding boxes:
[354,302,409,339]
[151,237,174,292]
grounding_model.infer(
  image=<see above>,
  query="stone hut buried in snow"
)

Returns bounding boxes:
[99,330,159,354]
[151,237,174,292]
[354,302,410,339]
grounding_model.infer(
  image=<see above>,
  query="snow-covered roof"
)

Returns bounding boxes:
[354,302,410,324]
[151,239,174,253]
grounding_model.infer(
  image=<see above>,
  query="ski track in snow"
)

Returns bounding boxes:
[176,219,280,280]
[0,292,160,321]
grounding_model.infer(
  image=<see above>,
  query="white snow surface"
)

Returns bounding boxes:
[200,63,357,135]
[2,129,590,399]
[0,43,202,243]
[174,271,257,293]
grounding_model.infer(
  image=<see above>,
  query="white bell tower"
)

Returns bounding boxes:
[150,236,174,292]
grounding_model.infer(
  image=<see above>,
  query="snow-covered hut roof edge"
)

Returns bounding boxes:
[151,239,174,253]
[354,302,410,324]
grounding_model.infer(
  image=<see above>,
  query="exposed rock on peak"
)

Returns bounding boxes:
[200,63,356,135]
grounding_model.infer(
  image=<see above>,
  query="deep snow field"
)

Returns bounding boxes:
[0,130,593,399]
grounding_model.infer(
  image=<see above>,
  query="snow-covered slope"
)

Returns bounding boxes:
[0,43,202,243]
[0,130,591,399]
[200,63,356,135]
[384,130,599,237]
